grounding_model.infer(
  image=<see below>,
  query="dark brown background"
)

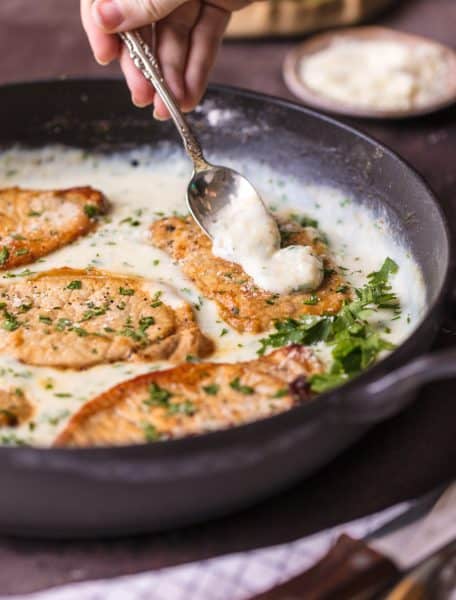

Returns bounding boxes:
[0,0,455,595]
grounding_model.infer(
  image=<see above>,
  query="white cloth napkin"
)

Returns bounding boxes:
[3,501,409,600]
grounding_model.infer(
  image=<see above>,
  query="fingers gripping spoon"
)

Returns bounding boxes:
[119,30,266,239]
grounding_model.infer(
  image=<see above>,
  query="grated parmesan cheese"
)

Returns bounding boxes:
[300,38,449,111]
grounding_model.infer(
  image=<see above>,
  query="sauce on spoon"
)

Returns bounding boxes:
[210,192,323,294]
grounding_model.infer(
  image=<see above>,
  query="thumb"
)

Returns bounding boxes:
[91,0,187,32]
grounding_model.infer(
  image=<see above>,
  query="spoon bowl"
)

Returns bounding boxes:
[187,164,263,238]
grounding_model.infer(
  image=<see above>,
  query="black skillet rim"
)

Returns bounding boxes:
[0,79,451,458]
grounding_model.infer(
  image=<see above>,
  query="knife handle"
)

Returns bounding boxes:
[250,534,400,600]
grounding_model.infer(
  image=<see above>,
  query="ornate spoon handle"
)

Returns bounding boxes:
[119,30,207,170]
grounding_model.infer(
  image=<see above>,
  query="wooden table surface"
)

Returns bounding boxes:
[1,0,456,595]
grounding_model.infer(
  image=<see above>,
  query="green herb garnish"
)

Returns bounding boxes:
[55,318,73,331]
[303,294,319,305]
[0,246,10,266]
[2,310,20,331]
[203,384,219,395]
[84,204,100,218]
[273,388,289,398]
[290,213,319,229]
[144,382,172,407]
[81,303,109,321]
[141,422,161,442]
[119,287,135,296]
[229,377,254,395]
[150,291,163,308]
[258,258,400,393]
[168,400,196,416]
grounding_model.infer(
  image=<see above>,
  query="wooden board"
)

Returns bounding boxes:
[226,0,395,38]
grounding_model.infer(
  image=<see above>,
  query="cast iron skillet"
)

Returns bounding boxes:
[0,80,454,538]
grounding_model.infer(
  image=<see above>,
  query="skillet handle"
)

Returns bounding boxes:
[325,347,456,424]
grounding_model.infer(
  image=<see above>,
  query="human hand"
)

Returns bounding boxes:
[81,0,248,119]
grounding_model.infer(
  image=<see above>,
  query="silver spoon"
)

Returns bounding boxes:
[120,31,264,238]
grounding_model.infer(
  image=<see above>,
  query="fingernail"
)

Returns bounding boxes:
[95,55,111,66]
[92,0,124,30]
[133,96,151,108]
[153,110,167,121]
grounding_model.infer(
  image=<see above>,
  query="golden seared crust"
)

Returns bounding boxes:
[0,187,108,270]
[151,217,350,333]
[0,268,213,370]
[54,345,322,447]
[0,388,34,427]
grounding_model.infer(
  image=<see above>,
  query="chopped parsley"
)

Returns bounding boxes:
[266,294,279,306]
[18,302,33,313]
[0,433,26,446]
[0,246,9,266]
[290,213,319,229]
[258,258,400,393]
[273,388,289,398]
[229,377,254,395]
[81,303,109,321]
[55,318,73,331]
[1,309,20,332]
[120,216,141,227]
[84,204,100,218]
[120,315,154,344]
[15,248,29,256]
[2,268,35,279]
[143,383,196,417]
[303,294,319,305]
[119,287,135,296]
[168,400,196,416]
[67,280,82,290]
[336,285,349,293]
[139,316,155,330]
[185,354,199,363]
[150,291,163,308]
[142,423,161,442]
[144,382,172,407]
[203,383,219,395]
[73,327,89,337]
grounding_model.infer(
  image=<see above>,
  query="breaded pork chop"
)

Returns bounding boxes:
[0,187,107,270]
[0,388,34,427]
[55,345,322,447]
[0,268,213,369]
[151,217,350,333]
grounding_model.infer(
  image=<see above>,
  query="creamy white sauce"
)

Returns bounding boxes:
[0,146,426,446]
[211,190,323,294]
